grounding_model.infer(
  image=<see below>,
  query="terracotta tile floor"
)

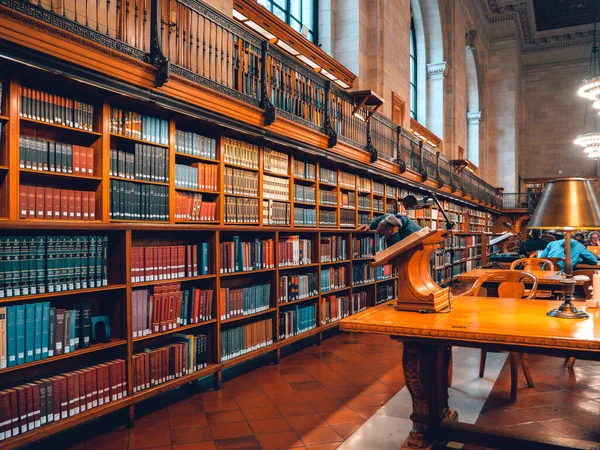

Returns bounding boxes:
[46,333,600,450]
[464,353,600,449]
[70,332,406,450]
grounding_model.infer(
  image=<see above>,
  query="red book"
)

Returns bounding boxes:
[67,189,75,220]
[14,386,27,434]
[73,145,81,175]
[89,191,96,220]
[29,383,41,429]
[102,365,110,404]
[74,191,82,220]
[44,187,53,219]
[75,370,86,413]
[35,186,45,219]
[53,188,61,219]
[0,390,8,440]
[119,360,127,398]
[24,384,34,431]
[19,187,27,219]
[109,362,118,402]
[90,368,98,408]
[87,147,94,176]
[83,369,93,411]
[60,189,69,219]
[50,378,61,422]
[82,191,89,220]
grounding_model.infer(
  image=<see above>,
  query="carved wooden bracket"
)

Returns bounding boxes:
[323,80,338,148]
[150,0,169,87]
[366,120,378,163]
[260,41,276,126]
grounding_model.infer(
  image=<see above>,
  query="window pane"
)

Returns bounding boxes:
[257,0,269,8]
[273,5,287,22]
[291,18,302,33]
[290,0,301,20]
[302,0,314,29]
[274,0,286,7]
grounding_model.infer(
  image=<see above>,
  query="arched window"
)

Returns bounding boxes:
[410,16,417,120]
[257,0,317,43]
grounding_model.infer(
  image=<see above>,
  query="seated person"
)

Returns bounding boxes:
[357,213,421,246]
[540,238,598,271]
[588,231,600,246]
[574,232,585,245]
[518,229,549,255]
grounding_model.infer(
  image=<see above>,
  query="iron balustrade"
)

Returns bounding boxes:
[502,193,529,210]
[1,0,502,208]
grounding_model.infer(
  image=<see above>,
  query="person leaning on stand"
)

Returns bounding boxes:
[357,213,422,246]
[540,238,599,271]
[518,229,549,256]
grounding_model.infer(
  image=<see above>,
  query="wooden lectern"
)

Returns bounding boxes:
[373,228,451,312]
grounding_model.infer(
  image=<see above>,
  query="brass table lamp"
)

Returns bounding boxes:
[528,178,600,319]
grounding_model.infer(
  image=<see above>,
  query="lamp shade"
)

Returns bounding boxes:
[528,178,600,230]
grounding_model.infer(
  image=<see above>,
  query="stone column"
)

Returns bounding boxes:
[467,111,482,166]
[426,61,447,139]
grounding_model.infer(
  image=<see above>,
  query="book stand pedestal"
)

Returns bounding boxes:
[373,229,451,312]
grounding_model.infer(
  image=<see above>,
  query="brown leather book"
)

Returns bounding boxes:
[82,191,89,221]
[89,367,98,408]
[52,188,60,219]
[19,187,27,219]
[89,191,96,220]
[60,189,68,219]
[73,145,80,175]
[87,147,94,176]
[67,189,75,220]
[35,186,44,219]
[27,383,41,429]
[44,187,53,219]
[14,386,27,434]
[75,370,86,413]
[74,191,82,220]
[59,376,68,420]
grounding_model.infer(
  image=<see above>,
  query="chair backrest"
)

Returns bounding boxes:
[510,258,555,271]
[572,269,595,299]
[463,270,538,299]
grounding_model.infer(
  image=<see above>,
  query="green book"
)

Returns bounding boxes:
[69,310,77,351]
[35,236,46,294]
[19,237,30,296]
[27,236,37,295]
[34,302,43,360]
[88,236,97,288]
[100,236,108,286]
[81,236,89,289]
[7,305,16,367]
[73,236,82,290]
[15,304,25,365]
[41,302,50,359]
[66,236,75,291]
[46,236,57,293]
[25,303,35,363]
[63,309,71,354]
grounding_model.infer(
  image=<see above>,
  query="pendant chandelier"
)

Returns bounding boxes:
[575,17,600,158]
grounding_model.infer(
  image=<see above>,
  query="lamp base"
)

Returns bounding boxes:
[546,300,589,319]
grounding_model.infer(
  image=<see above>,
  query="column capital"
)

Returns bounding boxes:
[467,111,482,124]
[427,62,448,80]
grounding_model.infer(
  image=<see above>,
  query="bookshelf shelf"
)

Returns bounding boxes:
[320,259,351,266]
[132,274,215,288]
[175,187,219,195]
[319,204,338,209]
[221,307,277,324]
[19,169,102,182]
[0,284,127,305]
[352,281,376,287]
[110,133,169,148]
[220,268,276,277]
[341,206,356,211]
[0,165,9,171]
[174,152,219,164]
[264,170,290,178]
[224,162,260,172]
[321,286,350,295]
[224,192,259,199]
[20,118,102,138]
[130,364,221,403]
[221,343,275,369]
[224,222,260,226]
[176,220,221,225]
[352,256,374,261]
[293,200,316,206]
[0,114,9,122]
[278,263,319,271]
[109,176,169,187]
[294,177,316,185]
[278,295,320,306]
[0,339,126,376]
[133,319,217,343]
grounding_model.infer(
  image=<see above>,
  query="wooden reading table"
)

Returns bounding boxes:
[340,297,600,450]
[457,269,586,298]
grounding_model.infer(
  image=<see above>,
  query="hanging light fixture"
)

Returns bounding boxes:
[574,15,600,158]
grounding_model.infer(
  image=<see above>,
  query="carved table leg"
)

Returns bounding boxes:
[401,341,458,449]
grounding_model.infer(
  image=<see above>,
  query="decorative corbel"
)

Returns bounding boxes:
[323,81,338,148]
[260,41,276,126]
[150,0,169,87]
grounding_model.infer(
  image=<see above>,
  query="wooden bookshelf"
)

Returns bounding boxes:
[0,63,498,449]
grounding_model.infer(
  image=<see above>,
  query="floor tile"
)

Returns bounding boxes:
[248,418,292,434]
[171,426,214,445]
[298,426,343,446]
[255,431,305,450]
[210,422,254,440]
[207,410,247,425]
[129,430,172,449]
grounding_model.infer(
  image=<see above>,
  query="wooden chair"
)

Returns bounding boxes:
[463,270,538,402]
[509,258,555,271]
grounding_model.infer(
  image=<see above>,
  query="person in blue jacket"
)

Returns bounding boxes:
[357,213,421,246]
[540,238,598,271]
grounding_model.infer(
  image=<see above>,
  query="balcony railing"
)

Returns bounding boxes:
[502,193,538,213]
[2,0,502,209]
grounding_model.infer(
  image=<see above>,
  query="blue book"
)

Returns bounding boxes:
[41,302,50,359]
[15,304,25,365]
[6,305,17,367]
[34,302,43,360]
[25,303,35,363]
[69,310,77,351]
[201,243,209,275]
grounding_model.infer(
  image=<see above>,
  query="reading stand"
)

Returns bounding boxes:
[373,228,451,312]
